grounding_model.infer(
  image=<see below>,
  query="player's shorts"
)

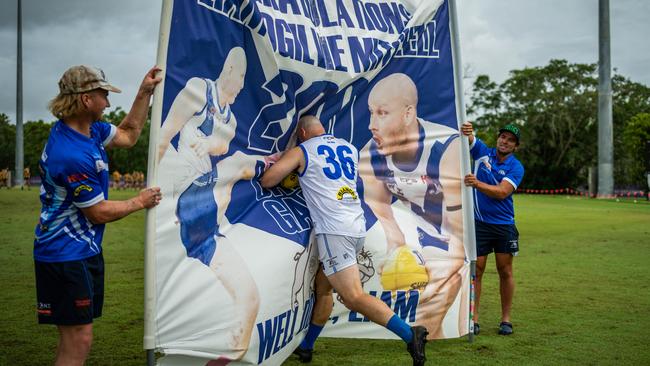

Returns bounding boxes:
[475,220,519,257]
[316,233,365,276]
[177,170,219,266]
[34,253,105,325]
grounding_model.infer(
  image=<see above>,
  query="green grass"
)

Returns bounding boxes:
[1,190,649,365]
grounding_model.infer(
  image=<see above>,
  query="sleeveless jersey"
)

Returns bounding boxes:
[370,118,458,249]
[174,78,233,194]
[298,134,365,237]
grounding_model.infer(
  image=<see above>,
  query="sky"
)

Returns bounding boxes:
[0,0,648,124]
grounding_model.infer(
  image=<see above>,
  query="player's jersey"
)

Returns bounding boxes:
[298,134,365,237]
[34,121,116,262]
[370,119,458,249]
[175,78,234,193]
[470,138,524,225]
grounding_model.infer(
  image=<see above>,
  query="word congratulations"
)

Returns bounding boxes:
[197,0,440,72]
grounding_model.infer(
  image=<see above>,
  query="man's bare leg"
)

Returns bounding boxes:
[55,324,93,366]
[494,253,514,323]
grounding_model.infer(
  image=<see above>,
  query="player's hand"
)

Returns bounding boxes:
[191,138,211,157]
[461,122,473,136]
[263,151,283,171]
[139,66,163,96]
[138,187,162,209]
[464,174,479,188]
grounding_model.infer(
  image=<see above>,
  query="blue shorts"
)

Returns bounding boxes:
[475,220,519,257]
[34,253,104,325]
[177,171,219,266]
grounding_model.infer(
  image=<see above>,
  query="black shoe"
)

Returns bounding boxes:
[407,326,429,366]
[498,322,513,335]
[293,346,313,363]
[473,323,480,335]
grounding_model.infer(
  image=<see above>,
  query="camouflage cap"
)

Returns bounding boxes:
[58,65,122,95]
[499,124,521,143]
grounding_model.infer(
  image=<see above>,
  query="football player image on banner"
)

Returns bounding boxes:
[149,0,473,365]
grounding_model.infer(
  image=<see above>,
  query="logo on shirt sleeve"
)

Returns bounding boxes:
[74,185,93,196]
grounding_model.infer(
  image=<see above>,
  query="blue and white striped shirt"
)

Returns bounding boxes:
[34,120,116,262]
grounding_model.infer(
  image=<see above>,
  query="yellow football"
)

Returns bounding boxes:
[280,172,300,190]
[380,246,429,291]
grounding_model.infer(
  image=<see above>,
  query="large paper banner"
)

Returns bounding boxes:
[152,0,469,364]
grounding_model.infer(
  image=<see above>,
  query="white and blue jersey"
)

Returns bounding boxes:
[370,119,458,250]
[470,138,524,225]
[34,121,116,262]
[175,78,234,266]
[298,134,365,237]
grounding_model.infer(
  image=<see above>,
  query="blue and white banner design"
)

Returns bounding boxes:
[152,0,469,364]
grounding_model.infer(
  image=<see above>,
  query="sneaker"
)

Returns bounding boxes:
[498,322,513,335]
[407,326,429,366]
[293,346,313,363]
[473,323,480,335]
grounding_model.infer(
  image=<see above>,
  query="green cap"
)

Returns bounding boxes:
[499,124,521,143]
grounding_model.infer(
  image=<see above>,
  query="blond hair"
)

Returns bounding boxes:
[48,93,85,120]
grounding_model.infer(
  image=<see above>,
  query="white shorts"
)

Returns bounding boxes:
[316,233,365,276]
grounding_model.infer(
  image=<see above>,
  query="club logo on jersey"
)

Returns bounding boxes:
[95,160,108,173]
[498,169,506,175]
[336,186,358,201]
[74,185,93,197]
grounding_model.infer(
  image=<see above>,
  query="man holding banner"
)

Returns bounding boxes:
[34,65,162,365]
[261,115,429,366]
[462,121,524,336]
[360,73,467,338]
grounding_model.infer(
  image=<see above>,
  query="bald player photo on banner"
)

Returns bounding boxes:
[150,0,471,365]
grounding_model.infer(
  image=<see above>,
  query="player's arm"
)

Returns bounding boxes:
[156,77,207,161]
[80,188,162,224]
[464,174,515,200]
[359,148,406,253]
[192,114,238,157]
[260,147,304,188]
[107,67,162,149]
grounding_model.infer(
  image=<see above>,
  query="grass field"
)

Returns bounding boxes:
[1,189,649,365]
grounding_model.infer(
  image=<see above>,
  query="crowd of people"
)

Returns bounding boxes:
[110,170,146,189]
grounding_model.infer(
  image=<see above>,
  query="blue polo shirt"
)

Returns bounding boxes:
[34,120,116,262]
[470,138,524,225]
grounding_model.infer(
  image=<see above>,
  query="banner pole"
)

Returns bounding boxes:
[144,0,173,364]
[448,0,477,341]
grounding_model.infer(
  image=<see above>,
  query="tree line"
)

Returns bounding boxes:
[0,59,649,189]
[0,108,149,178]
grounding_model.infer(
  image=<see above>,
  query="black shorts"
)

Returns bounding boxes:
[475,220,519,257]
[34,253,105,325]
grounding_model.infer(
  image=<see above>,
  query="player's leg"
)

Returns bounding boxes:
[35,256,101,366]
[494,223,518,334]
[209,237,260,358]
[495,253,514,323]
[56,324,93,366]
[294,266,333,362]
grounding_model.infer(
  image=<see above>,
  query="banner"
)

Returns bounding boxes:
[151,0,470,364]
